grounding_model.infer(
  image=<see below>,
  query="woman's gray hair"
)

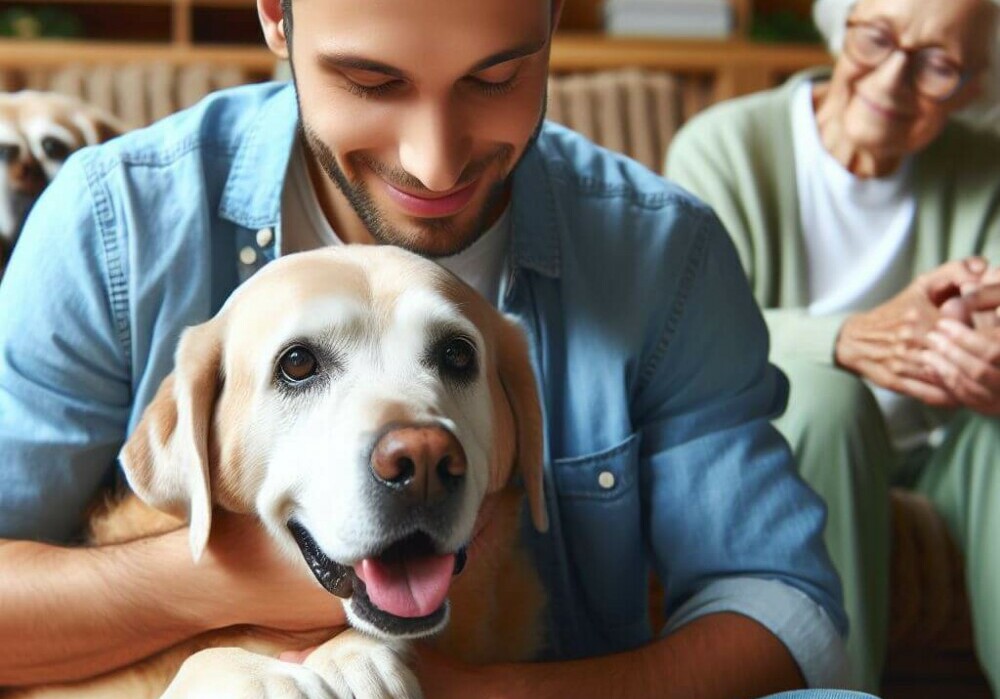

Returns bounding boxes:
[812,0,1000,126]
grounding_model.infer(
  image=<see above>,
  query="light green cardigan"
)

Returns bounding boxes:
[666,69,1000,365]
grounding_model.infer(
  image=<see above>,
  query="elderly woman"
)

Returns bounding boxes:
[667,0,1000,691]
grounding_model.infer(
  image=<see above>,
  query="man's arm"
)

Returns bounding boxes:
[415,612,802,699]
[0,512,346,686]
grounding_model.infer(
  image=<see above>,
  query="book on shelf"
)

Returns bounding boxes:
[603,0,734,38]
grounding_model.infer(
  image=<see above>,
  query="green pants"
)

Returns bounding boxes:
[775,358,1000,694]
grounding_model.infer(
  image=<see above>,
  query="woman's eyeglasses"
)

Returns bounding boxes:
[843,20,972,102]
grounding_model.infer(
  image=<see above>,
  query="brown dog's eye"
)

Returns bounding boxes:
[278,346,318,383]
[41,137,71,162]
[438,337,477,380]
[0,144,20,162]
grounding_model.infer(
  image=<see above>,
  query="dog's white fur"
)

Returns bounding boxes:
[0,91,123,270]
[14,245,547,698]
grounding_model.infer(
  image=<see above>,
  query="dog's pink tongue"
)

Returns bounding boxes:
[356,553,455,618]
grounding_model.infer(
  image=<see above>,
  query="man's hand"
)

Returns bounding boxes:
[835,258,988,406]
[201,509,347,631]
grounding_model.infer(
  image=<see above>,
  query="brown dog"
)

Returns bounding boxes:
[0,91,123,273]
[13,245,547,698]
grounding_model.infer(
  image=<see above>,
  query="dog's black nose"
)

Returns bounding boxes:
[370,425,467,503]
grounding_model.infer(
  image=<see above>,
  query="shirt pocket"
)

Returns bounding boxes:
[551,431,647,634]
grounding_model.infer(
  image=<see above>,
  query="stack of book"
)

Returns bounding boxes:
[604,0,734,38]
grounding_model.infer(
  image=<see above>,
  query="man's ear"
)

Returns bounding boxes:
[119,320,224,562]
[496,316,549,533]
[258,0,289,60]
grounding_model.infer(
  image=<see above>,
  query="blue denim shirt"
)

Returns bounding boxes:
[0,83,848,685]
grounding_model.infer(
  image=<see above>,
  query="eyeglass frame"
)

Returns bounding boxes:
[842,19,977,102]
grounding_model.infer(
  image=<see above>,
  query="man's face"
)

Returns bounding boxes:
[829,0,994,160]
[284,0,552,257]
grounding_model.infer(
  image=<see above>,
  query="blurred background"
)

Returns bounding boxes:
[0,0,830,172]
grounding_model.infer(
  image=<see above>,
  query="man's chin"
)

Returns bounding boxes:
[371,215,484,258]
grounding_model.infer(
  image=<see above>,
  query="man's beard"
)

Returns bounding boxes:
[296,108,546,259]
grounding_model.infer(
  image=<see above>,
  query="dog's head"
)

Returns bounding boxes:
[0,90,123,256]
[121,245,547,640]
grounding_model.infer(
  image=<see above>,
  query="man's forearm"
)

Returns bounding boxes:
[481,613,805,699]
[0,530,212,685]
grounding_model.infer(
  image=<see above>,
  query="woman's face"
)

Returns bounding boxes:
[828,0,994,159]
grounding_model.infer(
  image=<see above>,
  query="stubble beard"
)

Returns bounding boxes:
[296,108,546,258]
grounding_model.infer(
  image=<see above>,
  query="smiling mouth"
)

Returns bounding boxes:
[288,520,468,636]
[382,179,480,218]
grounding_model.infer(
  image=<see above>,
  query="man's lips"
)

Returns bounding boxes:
[382,179,479,218]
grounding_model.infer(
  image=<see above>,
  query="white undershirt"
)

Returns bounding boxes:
[792,81,935,450]
[278,138,511,306]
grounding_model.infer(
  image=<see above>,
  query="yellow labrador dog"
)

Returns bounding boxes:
[0,90,123,273]
[16,245,548,698]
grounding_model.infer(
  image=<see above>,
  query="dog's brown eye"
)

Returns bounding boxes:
[0,144,19,162]
[279,346,318,383]
[439,337,477,378]
[41,137,71,162]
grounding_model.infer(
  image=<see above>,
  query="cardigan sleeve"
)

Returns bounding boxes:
[667,84,848,368]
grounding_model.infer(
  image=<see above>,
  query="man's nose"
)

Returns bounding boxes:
[398,102,472,193]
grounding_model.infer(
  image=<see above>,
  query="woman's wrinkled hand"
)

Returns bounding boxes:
[922,271,1000,415]
[834,258,988,406]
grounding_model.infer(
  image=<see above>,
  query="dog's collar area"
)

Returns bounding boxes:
[288,519,353,598]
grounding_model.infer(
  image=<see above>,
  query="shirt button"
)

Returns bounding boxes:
[256,227,274,248]
[598,470,616,490]
[239,246,258,266]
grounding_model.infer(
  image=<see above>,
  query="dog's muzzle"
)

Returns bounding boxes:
[289,520,468,638]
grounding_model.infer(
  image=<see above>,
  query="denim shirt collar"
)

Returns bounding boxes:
[218,82,298,231]
[218,82,562,280]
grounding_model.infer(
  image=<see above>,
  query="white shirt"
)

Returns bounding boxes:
[279,139,511,306]
[792,81,934,450]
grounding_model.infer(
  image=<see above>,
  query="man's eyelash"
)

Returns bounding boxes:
[343,75,519,100]
[471,76,518,97]
[344,80,400,99]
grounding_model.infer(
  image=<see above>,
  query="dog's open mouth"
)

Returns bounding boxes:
[288,520,467,636]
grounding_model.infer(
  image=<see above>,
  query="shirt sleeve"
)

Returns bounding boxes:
[633,210,848,678]
[0,152,130,542]
[663,577,852,689]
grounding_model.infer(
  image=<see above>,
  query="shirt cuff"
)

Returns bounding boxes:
[662,577,852,689]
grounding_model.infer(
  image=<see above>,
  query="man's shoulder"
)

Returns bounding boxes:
[78,81,291,175]
[533,120,713,222]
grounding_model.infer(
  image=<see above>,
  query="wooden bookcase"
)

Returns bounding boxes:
[0,0,829,103]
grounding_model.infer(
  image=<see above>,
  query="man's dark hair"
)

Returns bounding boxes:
[280,0,293,44]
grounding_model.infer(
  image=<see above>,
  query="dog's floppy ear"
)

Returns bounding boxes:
[75,106,125,146]
[120,320,223,561]
[496,316,548,533]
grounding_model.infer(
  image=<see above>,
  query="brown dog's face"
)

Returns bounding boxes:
[121,246,547,640]
[0,91,123,255]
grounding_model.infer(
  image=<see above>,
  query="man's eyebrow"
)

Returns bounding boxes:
[467,40,548,73]
[318,54,410,80]
[318,39,548,81]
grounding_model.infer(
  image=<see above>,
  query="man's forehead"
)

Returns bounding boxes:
[292,0,552,66]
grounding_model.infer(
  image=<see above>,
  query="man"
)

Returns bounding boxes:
[0,0,849,695]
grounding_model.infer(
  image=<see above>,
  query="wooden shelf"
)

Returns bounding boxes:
[0,32,830,102]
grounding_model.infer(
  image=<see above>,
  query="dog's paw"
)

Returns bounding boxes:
[303,630,423,699]
[161,647,337,699]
